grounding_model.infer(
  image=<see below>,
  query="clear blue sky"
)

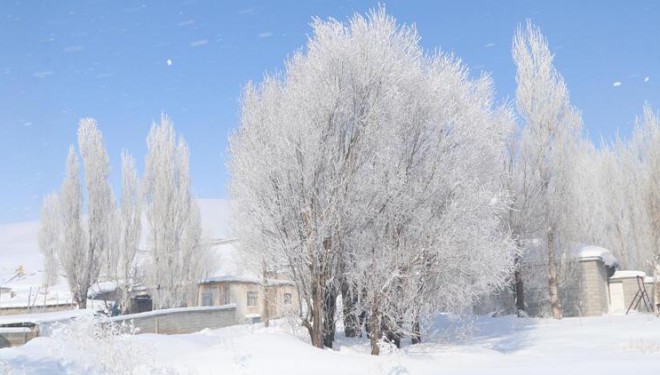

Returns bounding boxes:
[0,0,658,224]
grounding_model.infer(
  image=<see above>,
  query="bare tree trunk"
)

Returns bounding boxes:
[654,260,660,317]
[382,315,401,348]
[323,286,337,348]
[369,304,380,356]
[310,275,324,348]
[411,316,421,344]
[122,285,130,314]
[262,268,270,328]
[514,249,526,315]
[75,288,88,309]
[547,227,562,319]
[341,279,360,337]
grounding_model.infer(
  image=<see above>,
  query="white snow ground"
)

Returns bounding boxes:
[1,313,660,374]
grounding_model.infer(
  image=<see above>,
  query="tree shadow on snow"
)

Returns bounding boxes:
[421,314,538,354]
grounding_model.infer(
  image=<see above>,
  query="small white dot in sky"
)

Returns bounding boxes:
[612,81,622,87]
[166,59,173,66]
[644,76,650,83]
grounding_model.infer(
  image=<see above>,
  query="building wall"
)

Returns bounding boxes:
[231,283,262,323]
[198,281,299,323]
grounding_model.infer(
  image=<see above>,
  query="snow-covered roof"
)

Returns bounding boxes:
[87,281,119,298]
[198,199,233,239]
[200,275,294,286]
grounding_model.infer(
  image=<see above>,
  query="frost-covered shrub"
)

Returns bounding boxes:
[47,316,178,374]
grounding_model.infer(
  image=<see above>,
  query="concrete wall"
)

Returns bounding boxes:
[110,304,236,335]
[0,327,38,348]
[609,274,653,313]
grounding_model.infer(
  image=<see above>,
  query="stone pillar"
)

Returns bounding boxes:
[579,258,609,316]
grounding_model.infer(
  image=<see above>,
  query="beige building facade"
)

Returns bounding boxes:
[197,276,299,324]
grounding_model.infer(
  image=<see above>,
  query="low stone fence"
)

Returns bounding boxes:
[0,327,38,348]
[0,304,237,348]
[110,304,237,335]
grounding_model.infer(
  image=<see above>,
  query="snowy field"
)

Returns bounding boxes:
[1,313,660,374]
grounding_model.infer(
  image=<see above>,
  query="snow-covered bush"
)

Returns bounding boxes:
[47,316,178,374]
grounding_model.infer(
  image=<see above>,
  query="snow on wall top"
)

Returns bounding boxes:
[0,308,95,326]
[521,240,619,269]
[108,303,237,321]
[576,245,618,268]
[200,275,295,286]
[610,270,646,280]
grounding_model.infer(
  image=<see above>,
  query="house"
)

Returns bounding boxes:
[196,238,299,323]
[197,275,298,324]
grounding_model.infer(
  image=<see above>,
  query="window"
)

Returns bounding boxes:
[283,293,292,305]
[219,285,230,305]
[201,290,214,306]
[247,291,258,307]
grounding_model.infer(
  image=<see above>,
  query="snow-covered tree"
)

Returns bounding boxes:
[230,9,516,353]
[505,121,546,314]
[118,151,142,312]
[44,119,117,309]
[38,193,61,286]
[58,145,87,307]
[513,21,583,319]
[77,118,117,308]
[143,116,214,309]
[636,105,660,315]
